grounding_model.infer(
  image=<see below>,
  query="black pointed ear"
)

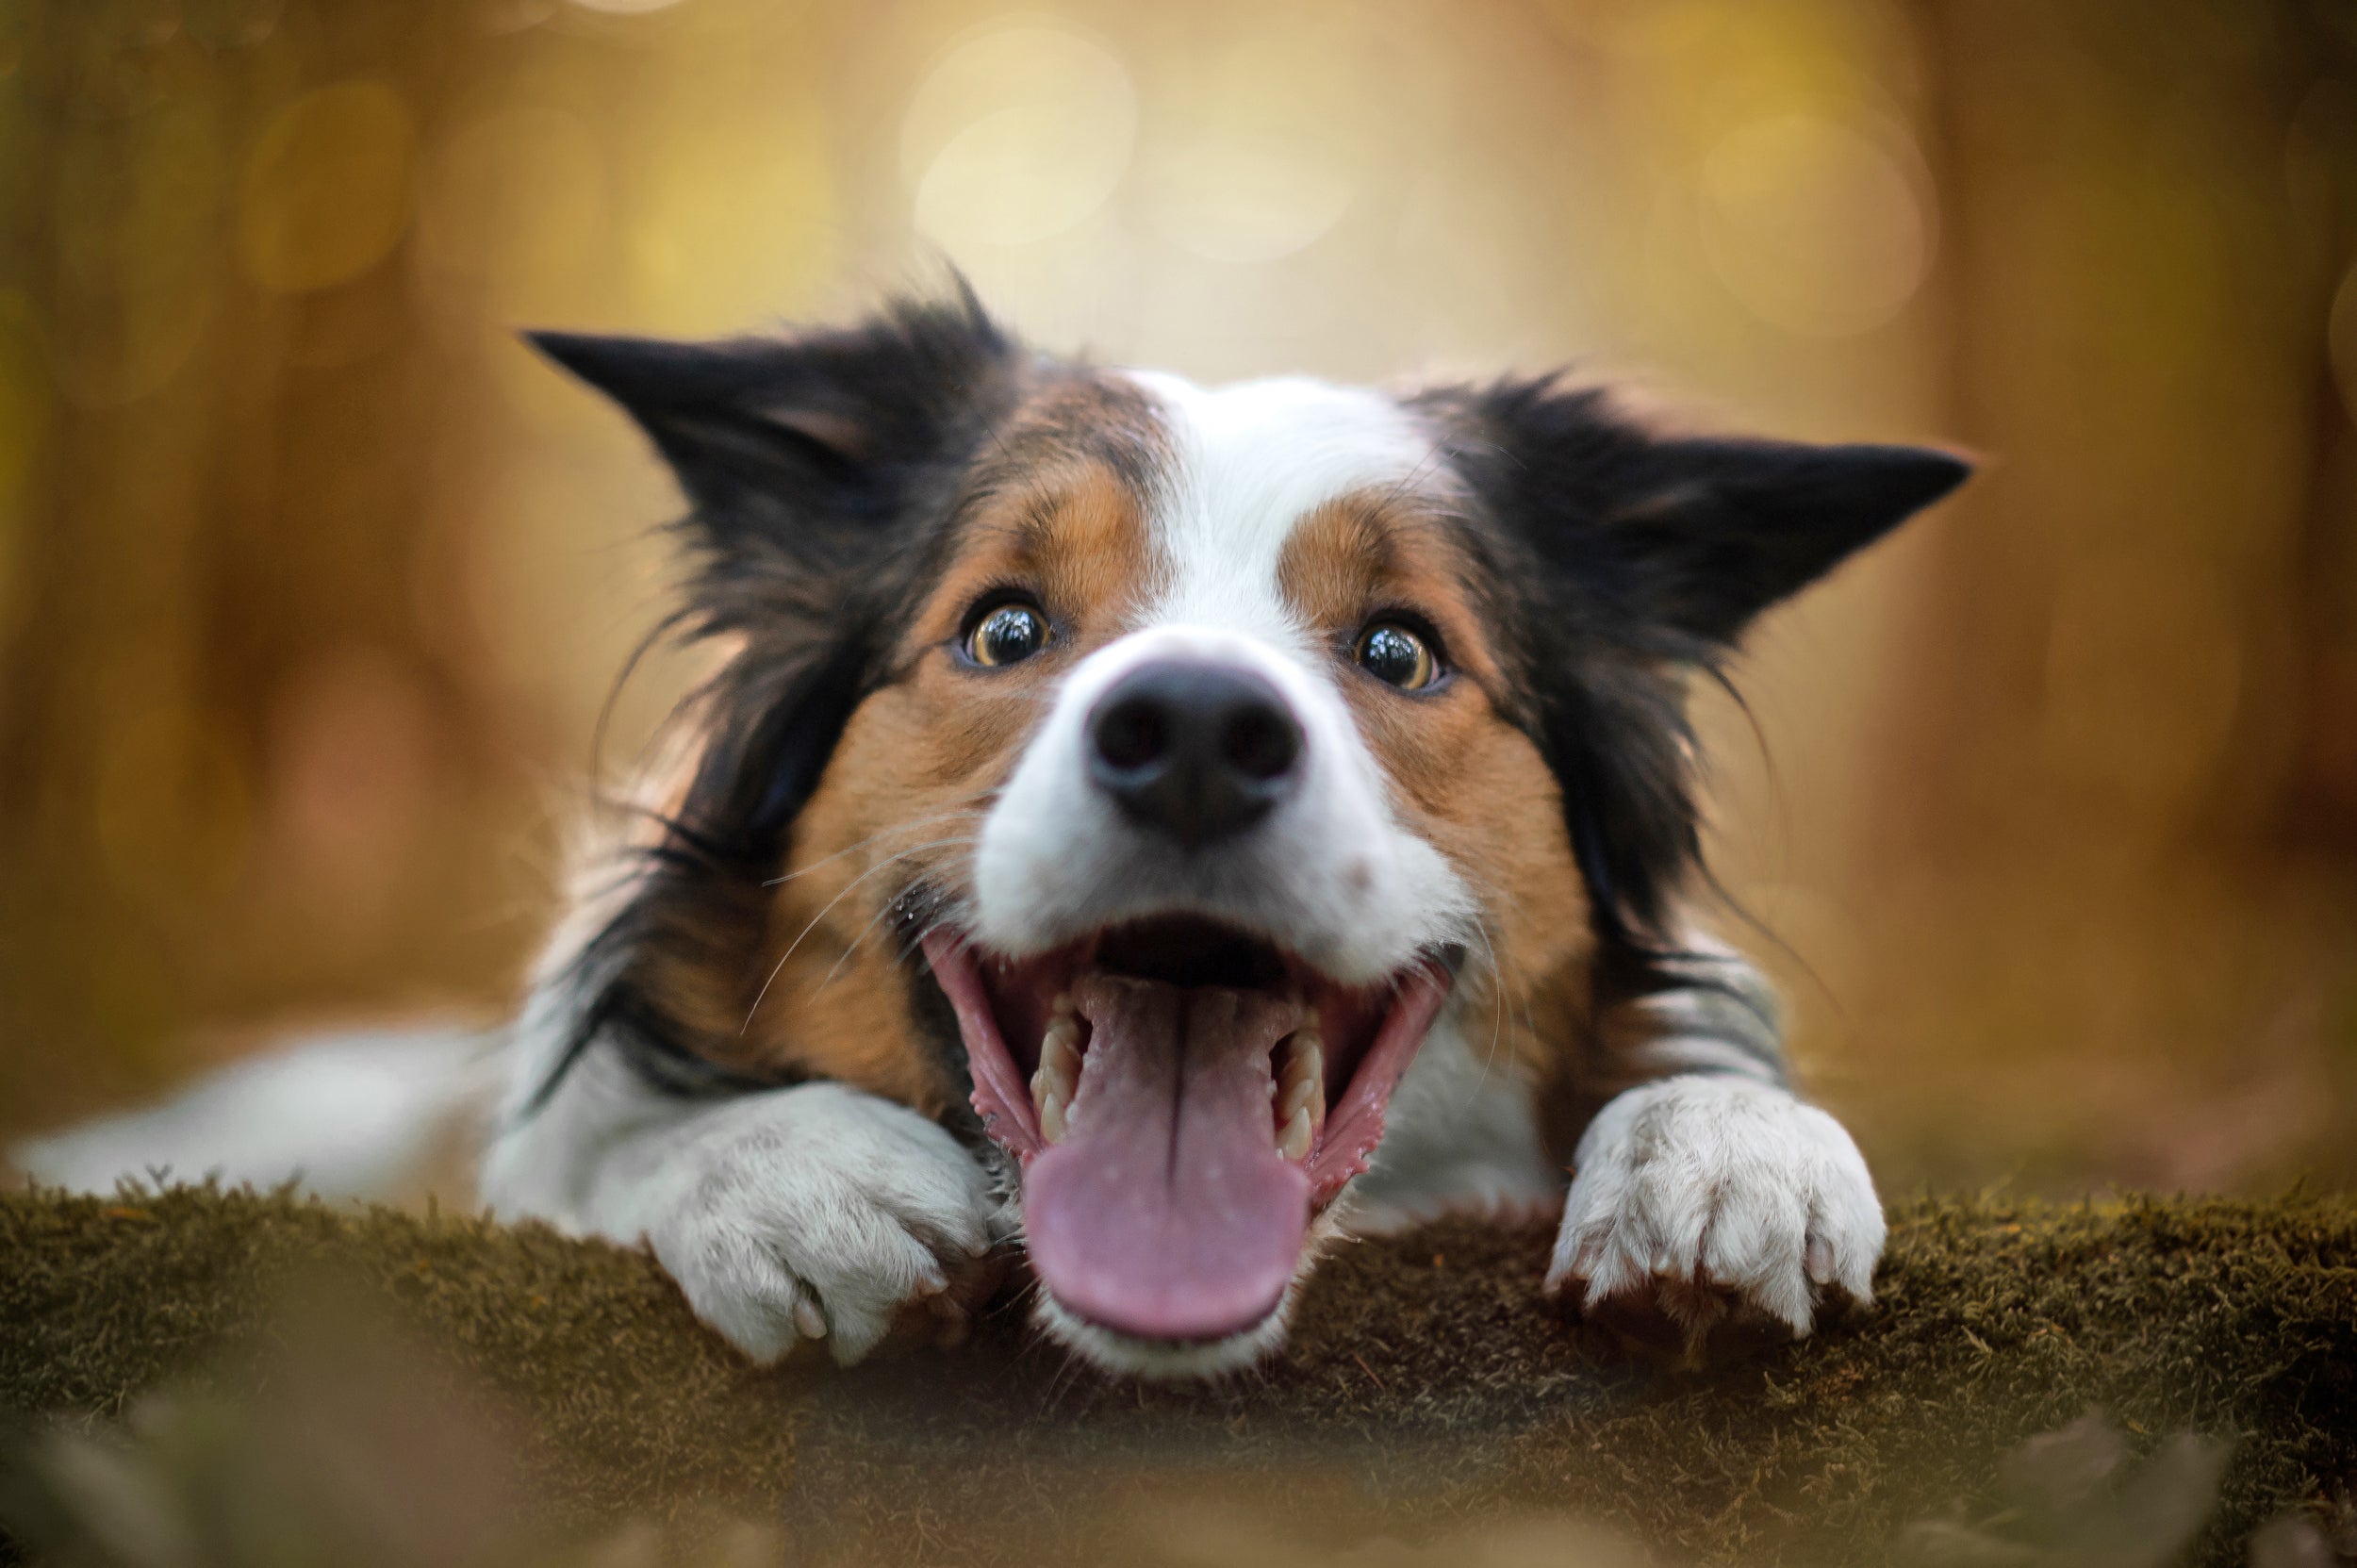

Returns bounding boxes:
[1426,377,1971,957]
[1597,436,1970,644]
[525,289,1022,555]
[1447,381,1970,650]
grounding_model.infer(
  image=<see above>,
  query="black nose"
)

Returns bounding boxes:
[1088,662,1304,850]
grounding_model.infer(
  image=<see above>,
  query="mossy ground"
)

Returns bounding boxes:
[1,1184,2351,1566]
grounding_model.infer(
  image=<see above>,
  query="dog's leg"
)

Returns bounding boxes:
[480,1032,999,1367]
[1542,931,1885,1349]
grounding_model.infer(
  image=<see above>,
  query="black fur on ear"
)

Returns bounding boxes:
[1421,375,1970,959]
[1444,377,1970,654]
[518,286,1030,1111]
[528,283,1020,560]
[528,283,1027,850]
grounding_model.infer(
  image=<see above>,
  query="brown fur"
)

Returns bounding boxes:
[731,376,1170,1109]
[1278,492,1594,1082]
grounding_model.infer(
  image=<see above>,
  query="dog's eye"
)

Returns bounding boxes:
[966,602,1051,668]
[1354,622,1439,690]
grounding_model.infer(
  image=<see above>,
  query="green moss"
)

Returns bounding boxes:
[2,1185,2350,1566]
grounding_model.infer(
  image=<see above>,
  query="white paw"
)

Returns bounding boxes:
[638,1083,999,1367]
[1544,1075,1884,1339]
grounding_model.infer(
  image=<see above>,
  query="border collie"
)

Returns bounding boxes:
[20,285,1968,1380]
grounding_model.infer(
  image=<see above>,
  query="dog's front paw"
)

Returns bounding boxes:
[1543,1075,1884,1350]
[640,1082,1000,1367]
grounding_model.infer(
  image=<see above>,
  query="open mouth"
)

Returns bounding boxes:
[922,916,1453,1345]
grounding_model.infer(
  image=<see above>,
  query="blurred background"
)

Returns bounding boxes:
[1,0,2353,1197]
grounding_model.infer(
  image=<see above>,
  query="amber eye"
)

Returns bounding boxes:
[966,602,1050,668]
[1355,621,1439,690]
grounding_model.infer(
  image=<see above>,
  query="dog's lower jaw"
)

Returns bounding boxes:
[1022,1200,1350,1379]
[1032,1289,1298,1381]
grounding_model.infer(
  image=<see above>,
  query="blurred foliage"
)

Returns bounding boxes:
[0,0,2354,1195]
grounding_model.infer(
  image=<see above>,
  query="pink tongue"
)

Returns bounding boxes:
[1024,975,1310,1343]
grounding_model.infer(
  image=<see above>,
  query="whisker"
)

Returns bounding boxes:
[1466,912,1509,1097]
[1502,936,1544,1078]
[741,836,983,1032]
[760,800,993,888]
[891,912,964,973]
[1375,446,1444,515]
[814,864,981,993]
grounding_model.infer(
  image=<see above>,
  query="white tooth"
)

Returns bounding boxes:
[1038,1075,1075,1128]
[1050,991,1075,1019]
[1278,1035,1326,1131]
[1040,1027,1080,1094]
[1033,1015,1084,1144]
[1277,1105,1313,1162]
[1030,1063,1071,1143]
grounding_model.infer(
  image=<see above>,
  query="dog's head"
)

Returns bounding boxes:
[532,288,1966,1376]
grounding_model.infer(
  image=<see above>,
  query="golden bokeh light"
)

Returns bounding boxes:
[239,81,418,295]
[93,700,253,912]
[1699,112,1930,337]
[1133,21,1374,267]
[2332,257,2357,431]
[420,107,611,319]
[2041,554,2248,821]
[1140,137,1355,265]
[903,25,1137,250]
[51,82,225,407]
[615,53,833,335]
[181,0,286,48]
[261,644,445,935]
[0,296,49,503]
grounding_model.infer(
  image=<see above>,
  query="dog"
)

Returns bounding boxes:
[17,285,1968,1381]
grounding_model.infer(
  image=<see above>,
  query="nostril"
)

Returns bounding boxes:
[1087,659,1302,847]
[1094,696,1168,773]
[1223,704,1300,782]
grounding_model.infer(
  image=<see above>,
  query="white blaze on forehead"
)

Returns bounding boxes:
[970,368,1475,979]
[1119,371,1437,645]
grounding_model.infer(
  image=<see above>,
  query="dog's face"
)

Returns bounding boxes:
[534,292,1964,1376]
